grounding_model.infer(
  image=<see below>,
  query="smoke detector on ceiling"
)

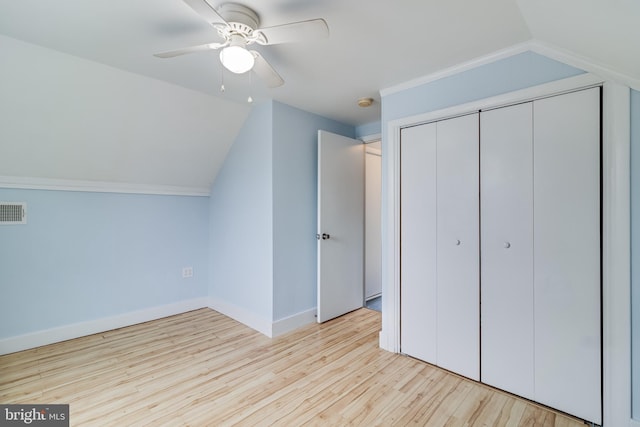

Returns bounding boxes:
[357,97,374,108]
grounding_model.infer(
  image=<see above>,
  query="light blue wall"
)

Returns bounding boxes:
[208,101,274,321]
[0,189,209,339]
[382,51,584,124]
[631,89,640,419]
[208,99,355,322]
[356,121,381,140]
[272,101,354,320]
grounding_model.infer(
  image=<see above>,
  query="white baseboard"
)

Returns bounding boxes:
[208,297,273,337]
[379,330,389,351]
[208,297,316,338]
[272,308,316,337]
[0,297,209,355]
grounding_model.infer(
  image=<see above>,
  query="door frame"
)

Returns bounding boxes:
[364,140,382,303]
[380,73,631,426]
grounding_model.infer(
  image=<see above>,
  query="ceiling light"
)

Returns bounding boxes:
[219,36,255,74]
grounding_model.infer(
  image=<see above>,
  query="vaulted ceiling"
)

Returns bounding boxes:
[0,0,638,189]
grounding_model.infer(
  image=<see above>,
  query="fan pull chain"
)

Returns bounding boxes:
[220,67,225,93]
[247,71,253,103]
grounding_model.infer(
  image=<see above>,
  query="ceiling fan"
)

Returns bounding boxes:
[154,0,329,88]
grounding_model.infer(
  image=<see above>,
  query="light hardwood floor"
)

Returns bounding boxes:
[1,308,584,426]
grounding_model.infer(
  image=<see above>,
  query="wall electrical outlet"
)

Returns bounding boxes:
[182,267,193,278]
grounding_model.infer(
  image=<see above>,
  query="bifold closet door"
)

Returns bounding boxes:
[400,114,479,380]
[400,122,437,364]
[533,88,601,424]
[435,114,479,380]
[480,102,534,399]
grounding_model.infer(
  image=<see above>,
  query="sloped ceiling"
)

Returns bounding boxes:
[0,0,637,190]
[518,0,640,86]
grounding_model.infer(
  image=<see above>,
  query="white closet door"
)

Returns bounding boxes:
[533,88,601,424]
[436,114,479,380]
[400,123,438,364]
[480,103,534,399]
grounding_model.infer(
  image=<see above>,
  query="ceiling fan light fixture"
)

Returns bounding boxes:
[220,45,255,74]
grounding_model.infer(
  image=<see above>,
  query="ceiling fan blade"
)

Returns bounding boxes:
[250,51,284,88]
[255,19,329,45]
[182,0,228,26]
[154,42,225,58]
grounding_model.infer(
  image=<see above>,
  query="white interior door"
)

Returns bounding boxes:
[480,102,535,399]
[317,130,364,323]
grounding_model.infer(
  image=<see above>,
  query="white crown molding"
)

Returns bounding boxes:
[529,39,640,92]
[380,39,640,98]
[0,297,209,355]
[359,133,382,144]
[379,41,535,97]
[0,176,210,196]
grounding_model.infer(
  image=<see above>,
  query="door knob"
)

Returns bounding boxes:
[504,242,511,249]
[322,233,330,240]
[455,239,461,246]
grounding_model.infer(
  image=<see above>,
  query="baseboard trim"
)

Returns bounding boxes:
[272,308,317,337]
[631,418,640,427]
[207,298,316,338]
[208,297,273,337]
[0,297,209,355]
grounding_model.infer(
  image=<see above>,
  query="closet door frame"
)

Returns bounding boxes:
[382,74,631,427]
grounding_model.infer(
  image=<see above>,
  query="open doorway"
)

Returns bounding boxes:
[365,140,382,312]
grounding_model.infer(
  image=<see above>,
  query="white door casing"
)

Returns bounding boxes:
[317,130,364,323]
[365,147,382,299]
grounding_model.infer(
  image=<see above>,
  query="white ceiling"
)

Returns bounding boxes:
[0,0,638,189]
[0,0,534,127]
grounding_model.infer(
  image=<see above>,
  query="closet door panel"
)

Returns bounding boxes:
[400,123,438,364]
[480,103,534,399]
[436,113,479,380]
[533,88,601,424]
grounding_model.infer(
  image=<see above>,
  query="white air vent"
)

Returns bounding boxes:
[0,202,27,224]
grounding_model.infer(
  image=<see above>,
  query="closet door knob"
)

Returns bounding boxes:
[455,239,461,246]
[504,242,511,249]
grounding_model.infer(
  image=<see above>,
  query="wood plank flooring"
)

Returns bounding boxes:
[0,308,583,426]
